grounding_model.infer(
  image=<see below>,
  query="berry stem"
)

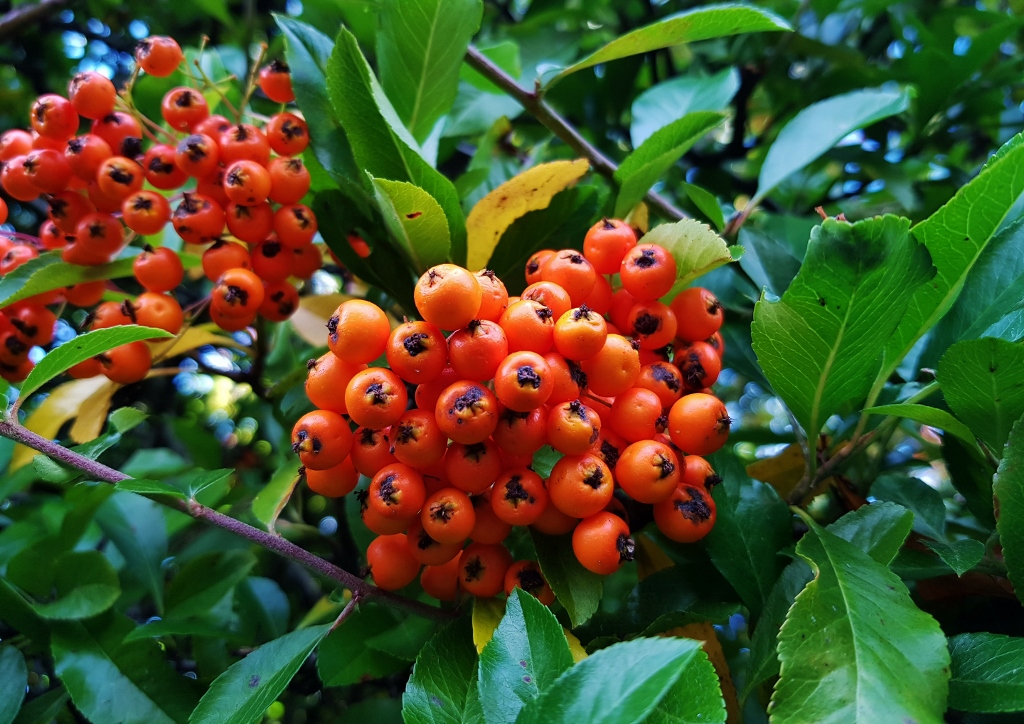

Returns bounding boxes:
[0,417,456,621]
[464,45,686,222]
[237,42,268,124]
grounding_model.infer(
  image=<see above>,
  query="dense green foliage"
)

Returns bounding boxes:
[2,0,1024,722]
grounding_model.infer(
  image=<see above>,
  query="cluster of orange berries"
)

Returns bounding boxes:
[291,218,730,603]
[0,35,323,383]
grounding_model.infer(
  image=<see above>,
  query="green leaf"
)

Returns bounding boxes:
[924,217,1024,364]
[744,501,915,699]
[251,460,302,533]
[642,218,741,300]
[884,131,1024,376]
[530,531,603,627]
[123,619,248,644]
[377,0,484,142]
[19,326,172,400]
[52,613,199,724]
[114,478,187,498]
[109,407,148,433]
[703,454,791,619]
[751,215,934,439]
[0,645,28,724]
[644,648,726,724]
[529,446,564,481]
[188,624,331,724]
[948,633,1024,713]
[0,251,195,309]
[547,4,789,87]
[165,551,257,620]
[371,177,453,273]
[865,403,982,455]
[770,518,950,724]
[235,577,291,644]
[754,87,912,203]
[870,474,946,541]
[945,436,997,528]
[630,68,739,147]
[613,111,724,218]
[327,26,467,264]
[97,492,169,613]
[680,182,724,232]
[485,187,600,295]
[275,16,373,213]
[478,589,574,724]
[515,637,704,724]
[937,338,1024,453]
[922,539,985,577]
[403,618,479,724]
[995,416,1024,597]
[317,604,409,686]
[182,469,234,499]
[737,224,805,297]
[365,615,438,662]
[12,687,70,724]
[34,551,120,620]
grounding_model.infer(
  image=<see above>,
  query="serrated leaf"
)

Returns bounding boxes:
[165,551,256,620]
[530,531,603,627]
[547,4,789,87]
[318,605,408,686]
[327,26,467,264]
[922,539,985,577]
[613,111,724,218]
[703,454,791,619]
[995,416,1024,597]
[466,159,590,272]
[371,177,452,274]
[403,618,479,724]
[643,218,739,300]
[630,68,739,147]
[478,590,573,724]
[251,460,302,533]
[18,326,171,400]
[751,215,934,439]
[754,87,912,203]
[472,597,505,654]
[770,519,949,723]
[377,0,483,142]
[886,131,1024,376]
[189,624,330,724]
[515,637,704,724]
[948,633,1024,713]
[0,645,27,724]
[644,645,726,724]
[865,403,982,456]
[52,613,199,724]
[680,182,724,232]
[937,338,1024,453]
[34,551,120,620]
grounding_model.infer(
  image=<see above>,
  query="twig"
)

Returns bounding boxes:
[0,419,454,621]
[0,0,75,41]
[464,46,687,222]
[787,431,876,505]
[329,593,361,633]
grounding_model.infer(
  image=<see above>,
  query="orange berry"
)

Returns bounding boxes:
[548,453,614,519]
[553,305,607,360]
[626,300,677,350]
[414,264,482,330]
[522,281,571,320]
[504,560,555,605]
[654,484,717,542]
[345,367,409,429]
[100,341,151,384]
[615,440,679,503]
[583,218,636,274]
[367,534,421,590]
[490,468,548,526]
[635,362,684,408]
[547,399,601,456]
[671,287,724,342]
[540,250,596,306]
[620,244,677,301]
[136,36,183,77]
[351,427,397,478]
[524,249,553,286]
[667,393,731,456]
[578,334,640,398]
[494,351,553,412]
[385,320,448,384]
[368,463,426,520]
[405,518,462,566]
[680,455,721,491]
[421,554,463,601]
[448,320,508,382]
[443,439,503,495]
[434,381,499,445]
[474,270,509,321]
[291,410,353,470]
[572,512,634,575]
[492,405,547,456]
[327,300,390,365]
[499,300,555,354]
[305,457,359,498]
[608,387,665,443]
[305,352,365,415]
[459,542,513,598]
[390,409,448,469]
[676,341,722,390]
[421,487,476,544]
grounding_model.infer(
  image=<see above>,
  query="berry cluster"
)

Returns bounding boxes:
[293,219,730,602]
[0,35,322,383]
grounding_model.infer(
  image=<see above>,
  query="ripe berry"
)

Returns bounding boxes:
[267,157,310,205]
[676,341,722,390]
[548,453,614,518]
[97,156,144,200]
[201,240,251,282]
[421,487,475,544]
[414,264,482,331]
[491,468,548,526]
[368,463,426,520]
[421,554,462,601]
[136,36,183,77]
[434,381,499,445]
[458,542,513,598]
[212,267,264,318]
[667,393,731,456]
[679,455,721,491]
[161,87,209,131]
[291,410,353,470]
[406,518,462,566]
[367,534,421,591]
[524,250,553,286]
[259,281,300,322]
[266,112,309,156]
[259,60,295,103]
[386,320,448,384]
[627,300,677,350]
[583,218,636,274]
[671,287,725,342]
[305,457,359,498]
[273,204,317,248]
[219,123,270,166]
[503,561,555,605]
[620,244,677,301]
[443,439,503,495]
[351,427,397,478]
[475,270,509,321]
[572,512,634,575]
[492,405,546,456]
[547,399,601,455]
[131,292,184,335]
[91,300,132,329]
[142,144,187,189]
[175,134,220,178]
[391,409,448,468]
[0,130,32,161]
[609,387,665,443]
[223,160,271,206]
[448,320,508,382]
[494,351,553,411]
[122,191,171,236]
[499,299,554,354]
[22,148,71,194]
[328,300,390,365]
[64,280,106,307]
[31,95,78,140]
[172,192,224,244]
[251,240,294,283]
[615,440,679,503]
[292,244,323,279]
[522,281,572,320]
[583,273,613,315]
[654,484,717,542]
[75,212,124,258]
[100,341,152,384]
[345,367,409,429]
[544,352,586,405]
[579,334,641,398]
[47,190,94,234]
[554,305,607,360]
[541,250,596,305]
[635,362,684,408]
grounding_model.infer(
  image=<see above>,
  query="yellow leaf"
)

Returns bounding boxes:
[472,597,506,653]
[68,378,119,444]
[662,622,740,724]
[625,201,649,234]
[289,293,353,347]
[10,376,114,470]
[564,628,588,662]
[746,443,805,492]
[466,159,590,271]
[150,326,245,362]
[634,532,675,581]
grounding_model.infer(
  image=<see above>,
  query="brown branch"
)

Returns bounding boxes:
[0,0,76,41]
[786,431,875,505]
[0,419,454,621]
[465,46,687,222]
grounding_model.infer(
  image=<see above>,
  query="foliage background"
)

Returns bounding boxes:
[2,0,1024,722]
